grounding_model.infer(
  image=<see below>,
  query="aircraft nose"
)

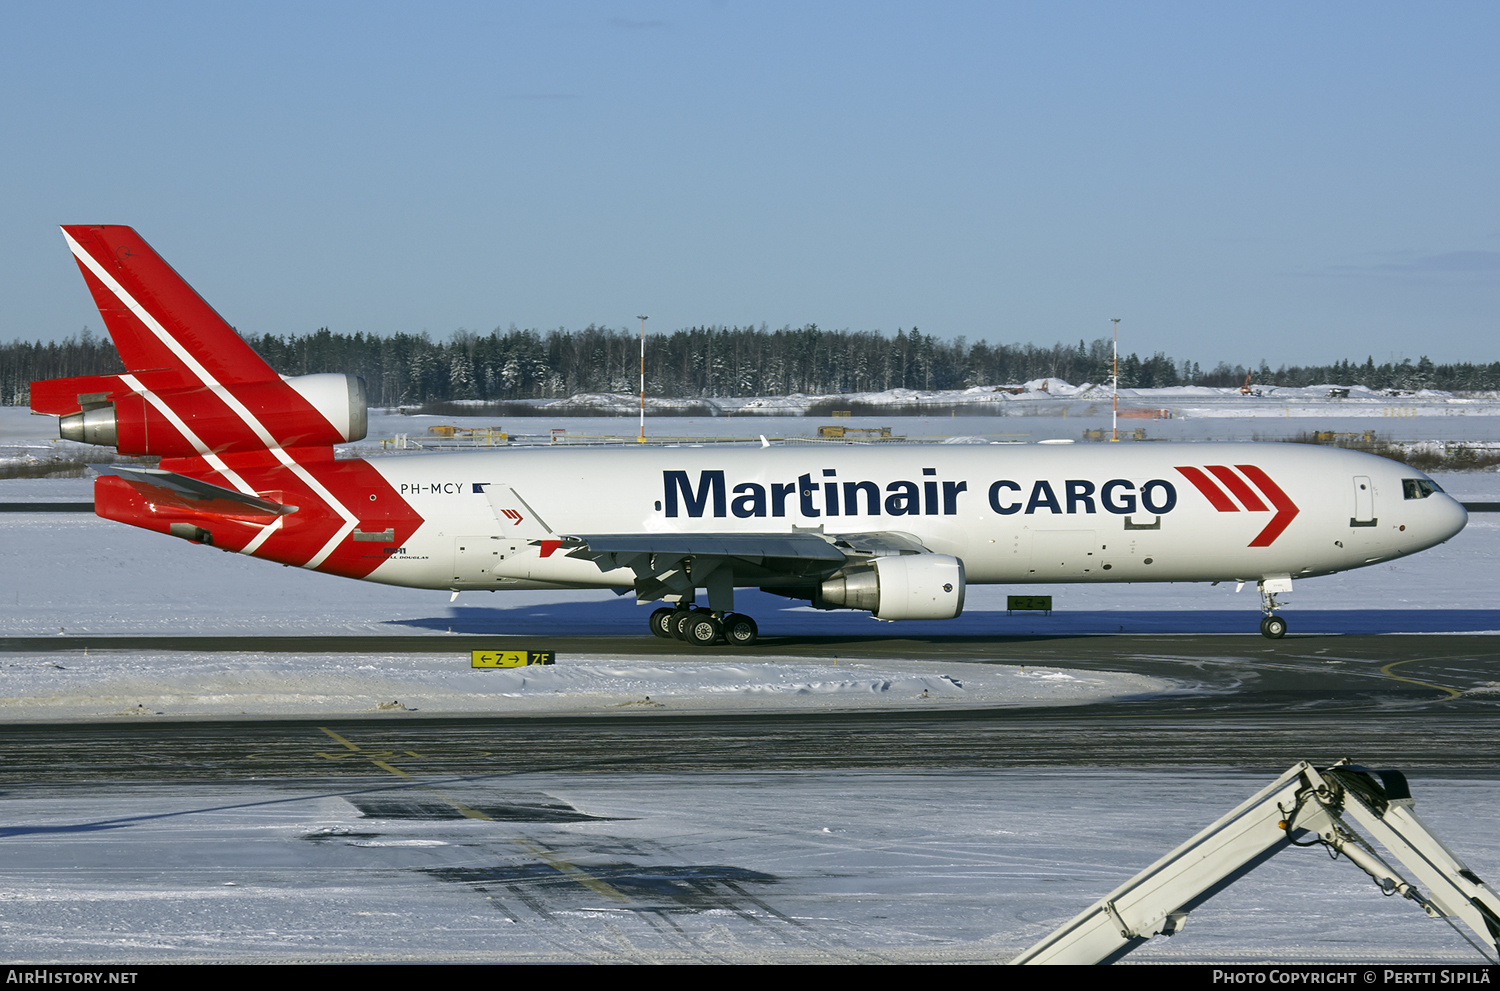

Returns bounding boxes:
[1436,493,1469,542]
[1396,490,1466,555]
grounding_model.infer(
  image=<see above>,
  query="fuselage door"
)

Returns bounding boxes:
[453,535,502,584]
[1028,529,1100,578]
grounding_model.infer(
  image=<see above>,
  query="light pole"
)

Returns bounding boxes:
[1111,317,1120,442]
[637,315,648,443]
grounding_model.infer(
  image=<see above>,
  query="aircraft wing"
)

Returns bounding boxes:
[558,529,933,604]
[823,530,932,556]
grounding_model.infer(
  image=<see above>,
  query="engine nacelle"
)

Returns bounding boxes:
[58,403,120,446]
[52,373,367,456]
[816,554,966,620]
[282,373,369,445]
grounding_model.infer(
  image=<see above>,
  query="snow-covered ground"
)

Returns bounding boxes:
[399,378,1500,421]
[0,647,1174,722]
[0,768,1495,964]
[371,381,1500,447]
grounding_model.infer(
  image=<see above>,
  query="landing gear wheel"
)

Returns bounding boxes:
[648,607,677,639]
[685,613,723,646]
[671,607,711,641]
[721,613,759,647]
[1256,579,1291,641]
[1260,615,1287,639]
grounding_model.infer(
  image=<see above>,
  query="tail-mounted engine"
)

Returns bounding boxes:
[31,372,367,456]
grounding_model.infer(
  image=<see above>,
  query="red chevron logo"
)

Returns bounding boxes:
[502,509,524,526]
[1174,464,1300,547]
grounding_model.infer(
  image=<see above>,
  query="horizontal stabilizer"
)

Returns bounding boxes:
[95,465,297,516]
[29,374,127,416]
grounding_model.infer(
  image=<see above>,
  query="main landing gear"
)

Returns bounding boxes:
[648,606,759,647]
[1258,577,1292,639]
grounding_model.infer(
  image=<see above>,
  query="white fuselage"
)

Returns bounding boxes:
[353,442,1467,594]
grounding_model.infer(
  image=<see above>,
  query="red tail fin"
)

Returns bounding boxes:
[34,226,407,578]
[61,225,279,387]
[36,226,365,460]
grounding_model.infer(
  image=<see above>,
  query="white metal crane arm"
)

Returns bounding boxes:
[1013,760,1500,965]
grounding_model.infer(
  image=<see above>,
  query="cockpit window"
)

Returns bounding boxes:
[1403,478,1440,500]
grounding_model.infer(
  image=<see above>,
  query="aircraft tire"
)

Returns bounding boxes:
[1260,615,1287,639]
[649,607,677,638]
[722,613,758,647]
[685,613,722,646]
[671,610,695,640]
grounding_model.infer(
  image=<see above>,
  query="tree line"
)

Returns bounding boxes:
[3,324,1497,407]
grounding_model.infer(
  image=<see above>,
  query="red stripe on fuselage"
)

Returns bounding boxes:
[1234,464,1300,548]
[1175,466,1240,512]
[1206,465,1269,512]
[223,458,424,578]
[1176,463,1299,547]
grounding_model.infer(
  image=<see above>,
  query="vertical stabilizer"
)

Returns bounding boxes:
[61,225,278,387]
[42,226,366,459]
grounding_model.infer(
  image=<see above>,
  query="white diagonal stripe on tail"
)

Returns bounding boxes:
[67,229,358,568]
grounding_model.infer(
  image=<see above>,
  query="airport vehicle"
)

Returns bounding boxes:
[1015,759,1500,964]
[30,226,1468,644]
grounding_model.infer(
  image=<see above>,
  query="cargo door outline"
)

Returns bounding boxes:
[1028,530,1100,578]
[453,535,503,583]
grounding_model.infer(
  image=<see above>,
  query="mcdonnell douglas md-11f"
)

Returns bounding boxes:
[30,226,1469,644]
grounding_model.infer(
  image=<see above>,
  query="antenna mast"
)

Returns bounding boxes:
[1111,317,1120,442]
[637,315,648,443]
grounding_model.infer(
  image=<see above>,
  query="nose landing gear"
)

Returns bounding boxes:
[1258,577,1292,639]
[1259,615,1288,639]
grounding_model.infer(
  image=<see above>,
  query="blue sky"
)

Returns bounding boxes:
[3,1,1497,368]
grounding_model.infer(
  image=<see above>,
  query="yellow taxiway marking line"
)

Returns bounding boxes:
[514,839,629,902]
[318,726,490,817]
[316,727,628,899]
[1379,656,1463,701]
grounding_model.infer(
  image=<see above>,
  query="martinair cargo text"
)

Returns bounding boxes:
[30,227,1469,644]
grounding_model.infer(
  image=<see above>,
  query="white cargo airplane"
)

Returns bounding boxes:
[31,226,1468,644]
